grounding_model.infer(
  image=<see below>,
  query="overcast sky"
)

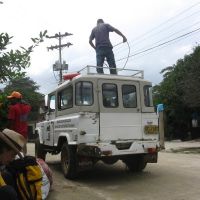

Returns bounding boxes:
[1,0,200,94]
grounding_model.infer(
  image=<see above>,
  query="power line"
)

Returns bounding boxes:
[70,25,200,71]
[67,3,200,71]
[114,9,200,56]
[129,2,200,44]
[113,2,200,56]
[120,20,200,57]
[126,32,200,63]
[116,27,200,62]
[53,70,59,82]
[130,10,200,48]
[47,32,73,84]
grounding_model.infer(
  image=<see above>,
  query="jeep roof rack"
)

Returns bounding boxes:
[77,65,144,79]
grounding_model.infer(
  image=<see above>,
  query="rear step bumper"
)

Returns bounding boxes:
[77,140,160,158]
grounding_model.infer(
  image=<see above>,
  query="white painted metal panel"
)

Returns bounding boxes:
[100,112,142,141]
[98,79,142,142]
[78,112,99,143]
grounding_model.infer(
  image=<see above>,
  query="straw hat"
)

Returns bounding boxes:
[0,129,26,153]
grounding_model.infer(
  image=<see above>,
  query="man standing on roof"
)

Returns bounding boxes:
[7,91,31,154]
[89,19,127,74]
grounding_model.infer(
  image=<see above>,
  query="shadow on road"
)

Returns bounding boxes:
[47,160,155,184]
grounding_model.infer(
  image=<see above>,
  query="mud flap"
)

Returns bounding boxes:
[144,152,158,163]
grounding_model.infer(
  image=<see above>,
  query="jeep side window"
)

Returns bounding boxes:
[122,85,137,108]
[102,83,118,108]
[143,85,153,107]
[75,82,93,106]
[58,85,73,110]
[49,94,55,111]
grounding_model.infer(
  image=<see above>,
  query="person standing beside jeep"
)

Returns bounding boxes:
[89,19,127,74]
[7,91,31,154]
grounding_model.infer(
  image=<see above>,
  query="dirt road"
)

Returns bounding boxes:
[27,142,200,200]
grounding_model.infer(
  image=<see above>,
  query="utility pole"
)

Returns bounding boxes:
[47,32,73,84]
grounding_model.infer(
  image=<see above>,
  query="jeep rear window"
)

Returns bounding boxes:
[122,85,137,108]
[75,82,93,106]
[143,85,153,107]
[102,83,118,108]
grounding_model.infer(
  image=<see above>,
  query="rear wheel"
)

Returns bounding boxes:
[61,142,78,179]
[35,137,47,161]
[102,157,118,165]
[123,155,147,172]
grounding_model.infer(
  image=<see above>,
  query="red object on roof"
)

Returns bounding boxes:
[63,73,80,80]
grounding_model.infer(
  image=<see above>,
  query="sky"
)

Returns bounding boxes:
[1,0,200,94]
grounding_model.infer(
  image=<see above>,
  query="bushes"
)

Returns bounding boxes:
[0,93,9,130]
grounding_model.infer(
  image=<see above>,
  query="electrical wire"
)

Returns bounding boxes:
[114,10,200,56]
[122,41,130,69]
[113,42,123,48]
[113,3,200,56]
[128,2,200,45]
[53,70,59,82]
[125,20,200,57]
[126,32,200,63]
[71,3,200,71]
[116,26,200,63]
[102,41,131,70]
[129,10,200,48]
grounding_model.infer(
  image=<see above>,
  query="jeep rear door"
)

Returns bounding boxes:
[98,79,142,142]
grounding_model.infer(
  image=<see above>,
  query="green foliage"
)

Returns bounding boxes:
[4,77,44,121]
[0,92,9,130]
[153,45,200,139]
[0,30,47,82]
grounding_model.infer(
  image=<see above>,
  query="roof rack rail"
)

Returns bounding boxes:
[77,65,144,79]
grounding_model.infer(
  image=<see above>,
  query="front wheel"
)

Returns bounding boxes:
[35,137,46,161]
[61,143,78,179]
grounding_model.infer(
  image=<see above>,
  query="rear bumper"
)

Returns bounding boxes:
[77,140,160,158]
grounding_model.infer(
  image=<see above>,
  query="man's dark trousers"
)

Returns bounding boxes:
[96,46,117,74]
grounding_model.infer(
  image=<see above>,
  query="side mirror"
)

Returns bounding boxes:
[44,105,48,112]
[39,105,48,114]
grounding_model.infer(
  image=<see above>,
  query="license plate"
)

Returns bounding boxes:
[144,125,159,134]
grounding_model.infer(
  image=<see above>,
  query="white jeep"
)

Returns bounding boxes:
[35,66,160,179]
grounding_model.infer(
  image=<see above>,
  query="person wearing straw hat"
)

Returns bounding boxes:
[7,91,31,154]
[89,19,127,74]
[0,129,26,200]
